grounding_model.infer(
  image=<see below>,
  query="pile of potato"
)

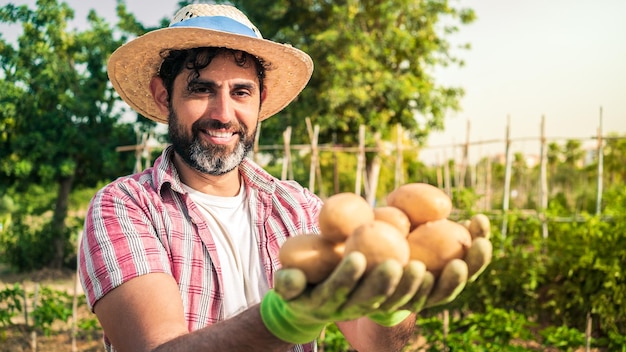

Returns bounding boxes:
[279,183,489,284]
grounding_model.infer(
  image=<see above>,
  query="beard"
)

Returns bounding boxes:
[167,108,257,176]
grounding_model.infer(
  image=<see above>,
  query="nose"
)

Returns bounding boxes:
[208,89,234,123]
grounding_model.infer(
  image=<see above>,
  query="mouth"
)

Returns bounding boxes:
[200,128,240,145]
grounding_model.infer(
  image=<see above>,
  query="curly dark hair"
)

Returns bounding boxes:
[157,47,269,105]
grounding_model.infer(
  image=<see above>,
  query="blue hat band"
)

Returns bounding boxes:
[169,16,260,39]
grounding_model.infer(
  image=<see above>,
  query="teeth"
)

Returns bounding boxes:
[207,130,233,138]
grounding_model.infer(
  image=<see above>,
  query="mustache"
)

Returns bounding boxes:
[192,119,246,135]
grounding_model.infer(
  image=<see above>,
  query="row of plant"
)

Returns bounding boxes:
[0,282,100,345]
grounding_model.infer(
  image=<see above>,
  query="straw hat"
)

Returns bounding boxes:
[107,4,314,124]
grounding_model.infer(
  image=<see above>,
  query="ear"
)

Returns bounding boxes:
[150,76,169,115]
[260,88,268,105]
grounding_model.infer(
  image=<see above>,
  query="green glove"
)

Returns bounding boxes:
[367,260,428,326]
[261,252,404,344]
[262,214,494,339]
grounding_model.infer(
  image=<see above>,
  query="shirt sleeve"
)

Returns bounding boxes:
[78,179,172,311]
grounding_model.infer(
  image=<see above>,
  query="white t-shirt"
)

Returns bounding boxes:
[183,182,270,319]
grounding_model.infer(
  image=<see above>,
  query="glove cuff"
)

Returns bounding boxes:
[368,310,412,327]
[260,290,327,344]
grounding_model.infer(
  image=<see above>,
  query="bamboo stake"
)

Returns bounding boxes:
[596,107,604,216]
[306,122,319,194]
[365,132,382,206]
[70,267,80,352]
[30,283,39,351]
[485,157,492,211]
[458,119,470,189]
[394,124,404,189]
[355,125,365,195]
[539,115,549,241]
[72,243,80,352]
[332,133,339,194]
[23,280,29,327]
[281,127,292,181]
[501,116,513,248]
[436,154,443,189]
[443,150,451,198]
[253,121,261,164]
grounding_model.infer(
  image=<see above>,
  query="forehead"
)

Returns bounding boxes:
[185,51,260,84]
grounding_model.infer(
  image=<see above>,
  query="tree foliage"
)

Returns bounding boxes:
[218,0,474,148]
[0,0,137,268]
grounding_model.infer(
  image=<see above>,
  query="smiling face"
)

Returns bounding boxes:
[165,50,264,176]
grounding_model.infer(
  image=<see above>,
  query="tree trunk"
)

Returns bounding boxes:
[50,174,74,269]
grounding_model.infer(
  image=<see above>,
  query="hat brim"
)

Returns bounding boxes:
[107,26,314,124]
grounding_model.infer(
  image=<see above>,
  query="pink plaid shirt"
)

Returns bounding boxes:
[79,146,321,352]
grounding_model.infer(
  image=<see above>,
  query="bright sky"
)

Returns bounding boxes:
[2,0,625,164]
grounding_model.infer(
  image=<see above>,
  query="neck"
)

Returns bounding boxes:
[174,154,241,196]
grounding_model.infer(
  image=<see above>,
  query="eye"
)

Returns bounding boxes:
[191,85,212,94]
[187,82,214,95]
[233,89,251,97]
[232,83,256,99]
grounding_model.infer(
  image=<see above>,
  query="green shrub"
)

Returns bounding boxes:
[539,325,587,351]
[416,308,536,351]
[32,286,74,335]
[0,284,24,328]
[318,323,352,351]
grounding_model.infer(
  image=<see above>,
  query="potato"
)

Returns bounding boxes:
[319,192,374,243]
[386,183,452,228]
[279,234,345,284]
[373,206,411,236]
[407,219,472,277]
[343,220,410,273]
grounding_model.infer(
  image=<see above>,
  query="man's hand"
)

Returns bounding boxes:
[261,251,405,344]
[262,214,493,342]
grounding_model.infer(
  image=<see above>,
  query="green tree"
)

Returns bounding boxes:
[0,0,136,269]
[246,0,473,142]
[221,0,473,188]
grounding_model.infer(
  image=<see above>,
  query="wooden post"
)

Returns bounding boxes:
[30,283,39,351]
[501,116,513,247]
[485,157,492,211]
[355,125,365,195]
[471,163,477,190]
[253,122,261,164]
[394,124,404,189]
[332,133,339,194]
[458,119,470,189]
[596,107,604,216]
[436,154,443,189]
[305,119,320,194]
[365,132,382,206]
[71,240,81,352]
[281,127,292,181]
[539,115,549,240]
[443,150,452,198]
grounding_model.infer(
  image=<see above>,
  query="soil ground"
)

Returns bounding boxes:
[0,266,105,352]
